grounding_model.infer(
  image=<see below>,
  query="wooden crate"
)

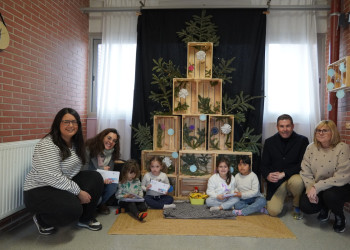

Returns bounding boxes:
[141,150,179,176]
[178,177,209,197]
[153,115,180,151]
[173,78,222,115]
[327,56,350,91]
[214,151,253,176]
[182,115,207,151]
[197,79,222,114]
[173,78,197,115]
[179,150,215,177]
[208,115,234,151]
[187,42,213,79]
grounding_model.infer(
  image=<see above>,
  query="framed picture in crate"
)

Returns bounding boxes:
[153,115,180,151]
[187,42,213,79]
[179,150,215,177]
[208,115,234,151]
[141,150,179,176]
[215,151,253,176]
[173,78,197,115]
[178,177,209,197]
[182,115,207,150]
[197,79,222,114]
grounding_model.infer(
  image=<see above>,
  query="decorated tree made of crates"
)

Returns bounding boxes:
[133,10,262,198]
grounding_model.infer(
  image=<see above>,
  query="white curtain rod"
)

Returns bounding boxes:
[81,5,330,13]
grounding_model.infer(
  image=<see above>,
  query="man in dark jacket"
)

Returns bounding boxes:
[261,114,309,219]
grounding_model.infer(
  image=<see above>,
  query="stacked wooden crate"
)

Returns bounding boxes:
[141,42,252,199]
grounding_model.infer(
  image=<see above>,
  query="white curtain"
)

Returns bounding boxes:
[97,0,139,160]
[262,0,320,142]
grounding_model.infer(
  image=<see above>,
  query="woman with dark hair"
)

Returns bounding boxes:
[300,120,350,233]
[85,128,121,214]
[23,108,104,235]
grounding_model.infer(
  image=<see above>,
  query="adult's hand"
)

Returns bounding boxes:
[307,186,318,204]
[78,190,91,204]
[267,172,285,183]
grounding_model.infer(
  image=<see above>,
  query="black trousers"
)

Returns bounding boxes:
[119,201,147,218]
[24,170,103,227]
[300,184,350,216]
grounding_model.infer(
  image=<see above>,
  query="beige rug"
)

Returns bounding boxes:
[108,209,296,239]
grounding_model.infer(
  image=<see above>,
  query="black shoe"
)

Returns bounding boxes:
[317,208,329,222]
[333,214,346,233]
[97,203,110,215]
[77,218,102,231]
[33,214,55,235]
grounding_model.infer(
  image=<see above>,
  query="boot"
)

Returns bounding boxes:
[333,214,346,233]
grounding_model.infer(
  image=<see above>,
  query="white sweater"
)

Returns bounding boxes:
[234,172,263,199]
[206,173,236,198]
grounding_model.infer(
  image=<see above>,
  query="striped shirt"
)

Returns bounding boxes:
[23,136,81,195]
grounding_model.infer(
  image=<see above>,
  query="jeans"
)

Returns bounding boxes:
[23,170,104,227]
[100,183,118,204]
[234,196,267,216]
[144,195,174,209]
[206,196,239,210]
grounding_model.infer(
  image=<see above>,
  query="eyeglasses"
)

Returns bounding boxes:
[316,129,330,134]
[61,120,78,126]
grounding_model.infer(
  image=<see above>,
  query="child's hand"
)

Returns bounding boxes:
[104,178,112,184]
[124,194,134,198]
[217,194,225,200]
[103,166,110,171]
[146,184,152,190]
[234,192,242,198]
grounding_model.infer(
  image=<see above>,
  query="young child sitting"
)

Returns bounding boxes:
[141,156,176,209]
[115,159,148,221]
[206,156,239,211]
[233,155,268,216]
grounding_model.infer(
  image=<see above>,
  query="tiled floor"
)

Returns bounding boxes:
[1,203,350,250]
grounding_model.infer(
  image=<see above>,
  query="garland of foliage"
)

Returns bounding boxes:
[182,123,206,149]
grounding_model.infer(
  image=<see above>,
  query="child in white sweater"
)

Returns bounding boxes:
[233,155,267,216]
[206,157,239,211]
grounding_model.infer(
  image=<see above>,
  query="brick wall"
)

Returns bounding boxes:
[0,0,89,143]
[325,0,350,212]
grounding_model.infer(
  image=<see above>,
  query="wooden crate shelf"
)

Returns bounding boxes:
[187,42,213,79]
[181,115,207,151]
[141,150,179,176]
[153,115,180,151]
[214,151,253,176]
[178,176,209,197]
[173,78,222,115]
[327,56,350,92]
[208,115,234,151]
[179,150,215,177]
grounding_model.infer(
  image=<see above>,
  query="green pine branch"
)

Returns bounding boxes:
[212,57,236,84]
[177,10,220,46]
[234,127,262,155]
[131,123,153,150]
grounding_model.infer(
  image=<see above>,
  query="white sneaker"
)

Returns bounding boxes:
[163,204,176,209]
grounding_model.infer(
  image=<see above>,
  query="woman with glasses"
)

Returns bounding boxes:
[23,108,104,235]
[85,128,121,215]
[300,120,350,233]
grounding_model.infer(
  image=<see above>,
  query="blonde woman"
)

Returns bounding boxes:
[300,120,350,233]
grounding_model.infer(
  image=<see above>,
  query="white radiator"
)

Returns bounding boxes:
[0,139,39,220]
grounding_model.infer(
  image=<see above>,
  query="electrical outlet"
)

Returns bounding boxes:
[346,122,350,130]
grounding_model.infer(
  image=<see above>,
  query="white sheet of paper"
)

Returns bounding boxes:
[96,170,120,183]
[150,180,170,194]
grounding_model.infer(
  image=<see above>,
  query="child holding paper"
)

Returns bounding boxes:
[115,160,148,221]
[206,156,239,211]
[232,155,268,216]
[141,156,176,209]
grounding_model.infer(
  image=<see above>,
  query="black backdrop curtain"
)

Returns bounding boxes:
[131,9,266,173]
